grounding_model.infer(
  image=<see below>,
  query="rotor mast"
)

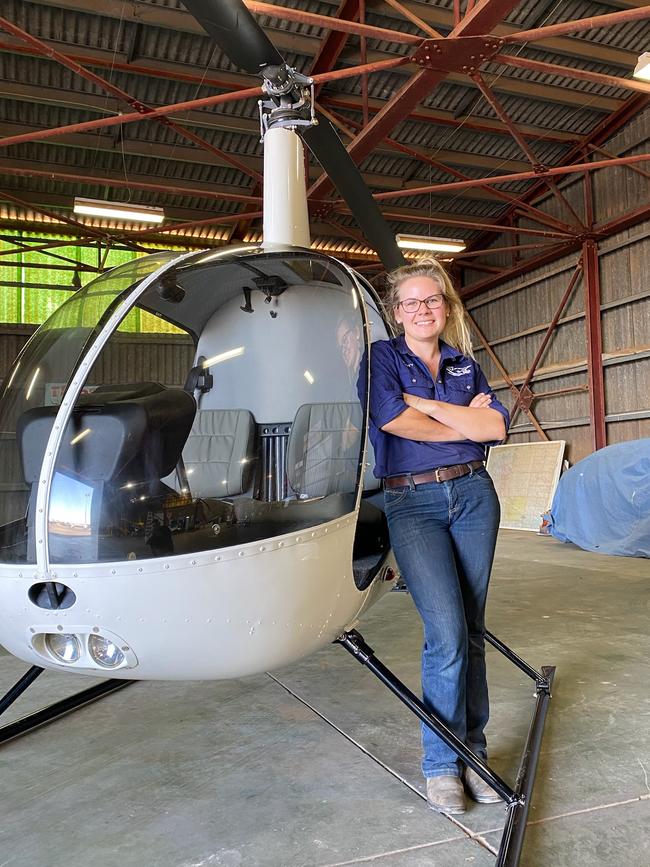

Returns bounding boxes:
[259,65,313,249]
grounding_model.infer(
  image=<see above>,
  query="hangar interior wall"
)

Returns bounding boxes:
[465,107,649,464]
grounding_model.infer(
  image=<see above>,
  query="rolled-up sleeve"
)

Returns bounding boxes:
[475,363,509,443]
[369,341,408,430]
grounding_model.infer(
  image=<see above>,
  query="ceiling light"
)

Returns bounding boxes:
[633,52,650,81]
[73,197,165,224]
[395,234,466,253]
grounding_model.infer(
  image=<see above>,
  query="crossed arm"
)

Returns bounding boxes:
[381,392,506,443]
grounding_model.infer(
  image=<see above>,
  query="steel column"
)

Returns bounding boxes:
[583,240,607,450]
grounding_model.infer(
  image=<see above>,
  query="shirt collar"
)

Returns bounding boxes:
[394,334,465,364]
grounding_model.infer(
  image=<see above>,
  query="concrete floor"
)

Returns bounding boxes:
[1,530,649,867]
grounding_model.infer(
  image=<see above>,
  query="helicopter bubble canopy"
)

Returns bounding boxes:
[0,247,387,568]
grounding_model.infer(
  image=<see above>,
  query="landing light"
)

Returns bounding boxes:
[45,633,81,663]
[88,635,125,668]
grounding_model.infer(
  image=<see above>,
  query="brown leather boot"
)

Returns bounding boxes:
[463,766,502,804]
[426,775,466,814]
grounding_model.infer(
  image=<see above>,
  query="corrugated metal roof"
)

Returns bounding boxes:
[0,0,647,266]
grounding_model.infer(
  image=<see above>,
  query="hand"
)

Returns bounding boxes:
[469,392,492,409]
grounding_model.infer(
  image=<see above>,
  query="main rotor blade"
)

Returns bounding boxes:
[182,0,283,74]
[304,115,405,272]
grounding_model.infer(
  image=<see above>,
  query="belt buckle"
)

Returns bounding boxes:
[434,467,442,483]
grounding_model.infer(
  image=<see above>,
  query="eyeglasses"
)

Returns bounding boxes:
[397,294,444,313]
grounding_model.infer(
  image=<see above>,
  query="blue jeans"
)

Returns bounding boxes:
[383,467,500,779]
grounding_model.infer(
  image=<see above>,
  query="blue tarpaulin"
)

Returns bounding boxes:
[545,438,650,558]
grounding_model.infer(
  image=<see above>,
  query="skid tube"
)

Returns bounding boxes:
[336,629,555,867]
[0,664,133,746]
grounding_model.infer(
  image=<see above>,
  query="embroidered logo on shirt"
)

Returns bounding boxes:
[447,365,472,376]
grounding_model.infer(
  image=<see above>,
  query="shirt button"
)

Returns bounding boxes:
[411,378,416,383]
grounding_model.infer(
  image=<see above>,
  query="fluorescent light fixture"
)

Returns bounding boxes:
[202,347,245,367]
[304,370,315,385]
[395,233,466,253]
[633,52,650,81]
[73,197,165,224]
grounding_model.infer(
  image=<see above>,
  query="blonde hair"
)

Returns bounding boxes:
[385,258,474,358]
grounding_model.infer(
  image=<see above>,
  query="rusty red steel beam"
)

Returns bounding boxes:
[359,0,369,127]
[582,240,607,450]
[502,7,650,44]
[469,71,587,231]
[311,0,360,92]
[586,144,650,180]
[462,93,649,268]
[509,257,584,429]
[320,95,575,143]
[596,202,650,237]
[0,16,262,183]
[454,0,462,26]
[373,152,650,199]
[0,237,94,258]
[467,311,549,440]
[0,235,96,268]
[0,39,248,93]
[0,56,409,151]
[362,209,570,239]
[0,165,264,205]
[381,0,443,38]
[121,210,264,240]
[307,0,524,201]
[453,241,559,260]
[244,1,422,44]
[323,104,577,235]
[492,53,650,97]
[461,240,581,298]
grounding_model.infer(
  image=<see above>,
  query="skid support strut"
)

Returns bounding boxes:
[336,629,555,867]
[0,665,133,746]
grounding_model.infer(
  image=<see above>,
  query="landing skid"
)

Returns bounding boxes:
[0,665,132,746]
[1,631,553,866]
[336,629,555,867]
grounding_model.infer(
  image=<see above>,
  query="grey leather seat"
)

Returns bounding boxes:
[286,402,363,499]
[167,408,256,498]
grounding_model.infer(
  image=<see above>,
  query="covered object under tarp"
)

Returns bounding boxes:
[544,438,650,558]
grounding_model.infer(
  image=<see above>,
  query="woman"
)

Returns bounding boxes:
[368,258,509,814]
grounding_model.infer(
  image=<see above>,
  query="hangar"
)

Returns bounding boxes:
[0,2,648,865]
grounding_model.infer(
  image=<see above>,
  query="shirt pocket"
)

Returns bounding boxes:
[444,373,474,405]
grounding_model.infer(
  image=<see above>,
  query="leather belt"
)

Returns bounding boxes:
[384,460,485,489]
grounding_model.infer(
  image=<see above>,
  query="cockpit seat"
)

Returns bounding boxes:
[286,402,363,499]
[173,408,256,498]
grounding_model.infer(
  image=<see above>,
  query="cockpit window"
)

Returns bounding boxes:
[0,252,179,564]
[34,250,376,564]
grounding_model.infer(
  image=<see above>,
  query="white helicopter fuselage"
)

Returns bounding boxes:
[0,128,398,680]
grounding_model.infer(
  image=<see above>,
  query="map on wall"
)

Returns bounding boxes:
[486,441,566,531]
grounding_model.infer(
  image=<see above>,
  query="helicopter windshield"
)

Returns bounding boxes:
[14,249,379,565]
[0,251,181,564]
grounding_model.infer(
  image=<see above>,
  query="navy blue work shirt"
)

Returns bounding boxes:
[363,336,510,479]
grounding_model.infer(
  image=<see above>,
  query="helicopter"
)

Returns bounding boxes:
[0,3,553,862]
